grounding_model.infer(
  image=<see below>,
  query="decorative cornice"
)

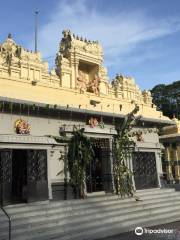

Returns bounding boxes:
[0,134,57,145]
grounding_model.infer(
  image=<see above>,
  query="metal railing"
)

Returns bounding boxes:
[0,206,11,240]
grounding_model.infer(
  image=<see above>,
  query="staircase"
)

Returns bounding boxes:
[1,188,180,240]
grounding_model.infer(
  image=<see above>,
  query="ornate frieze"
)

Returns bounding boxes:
[0,134,57,144]
[111,74,152,105]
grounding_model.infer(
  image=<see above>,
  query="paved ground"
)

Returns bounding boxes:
[98,221,180,240]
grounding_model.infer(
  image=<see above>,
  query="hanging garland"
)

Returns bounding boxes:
[67,127,94,198]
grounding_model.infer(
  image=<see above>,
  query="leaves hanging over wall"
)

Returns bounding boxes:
[67,128,94,198]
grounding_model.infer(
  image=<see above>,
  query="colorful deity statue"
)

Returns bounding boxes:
[14,119,30,134]
[88,117,99,128]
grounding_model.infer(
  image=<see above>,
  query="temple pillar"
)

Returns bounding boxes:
[174,146,180,183]
[70,57,79,89]
[165,147,174,183]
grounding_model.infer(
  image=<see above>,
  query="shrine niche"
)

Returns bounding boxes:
[55,29,108,94]
[77,60,101,95]
[77,71,100,95]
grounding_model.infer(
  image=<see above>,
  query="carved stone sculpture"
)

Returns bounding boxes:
[142,90,152,105]
[77,70,87,93]
[0,34,21,72]
[88,74,100,95]
[60,29,72,58]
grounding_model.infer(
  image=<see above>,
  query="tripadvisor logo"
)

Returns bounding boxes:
[135,226,174,236]
[135,227,144,236]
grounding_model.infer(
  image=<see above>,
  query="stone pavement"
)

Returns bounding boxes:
[98,221,180,240]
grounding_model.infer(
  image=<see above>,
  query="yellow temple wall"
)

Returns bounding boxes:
[0,32,172,124]
[0,75,168,122]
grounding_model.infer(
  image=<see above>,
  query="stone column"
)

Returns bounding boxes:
[47,148,53,200]
[174,145,180,183]
[73,59,79,89]
[155,150,163,188]
[165,147,174,183]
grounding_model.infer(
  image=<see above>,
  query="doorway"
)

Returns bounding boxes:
[0,148,48,206]
[12,150,27,203]
[86,138,111,193]
[132,152,158,189]
[86,144,104,193]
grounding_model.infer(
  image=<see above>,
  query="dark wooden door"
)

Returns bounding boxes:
[101,146,112,193]
[86,146,104,193]
[132,152,158,190]
[0,149,12,206]
[27,150,48,202]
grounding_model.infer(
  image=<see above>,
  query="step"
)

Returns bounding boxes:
[87,191,106,197]
[8,204,180,240]
[1,188,180,240]
[2,198,180,240]
[1,190,179,222]
[68,211,180,240]
[1,197,180,233]
[1,194,180,231]
[4,188,175,212]
[1,194,178,224]
[4,188,177,216]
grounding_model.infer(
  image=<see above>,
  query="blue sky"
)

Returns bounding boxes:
[1,0,180,90]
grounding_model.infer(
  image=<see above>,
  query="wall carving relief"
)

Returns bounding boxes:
[77,71,100,95]
[88,74,100,95]
[77,70,88,93]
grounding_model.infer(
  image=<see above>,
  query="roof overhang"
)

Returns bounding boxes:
[0,134,58,145]
[0,96,174,126]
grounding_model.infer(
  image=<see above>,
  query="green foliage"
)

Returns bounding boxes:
[67,128,94,198]
[114,105,140,198]
[151,81,180,119]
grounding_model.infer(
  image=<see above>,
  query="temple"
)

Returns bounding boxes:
[0,30,174,204]
[160,117,180,187]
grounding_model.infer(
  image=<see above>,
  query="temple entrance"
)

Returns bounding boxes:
[12,150,27,203]
[86,138,111,193]
[132,152,158,189]
[0,148,48,206]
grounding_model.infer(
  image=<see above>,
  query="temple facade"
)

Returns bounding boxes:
[0,31,174,205]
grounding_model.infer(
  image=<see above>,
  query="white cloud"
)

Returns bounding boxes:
[31,0,180,78]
